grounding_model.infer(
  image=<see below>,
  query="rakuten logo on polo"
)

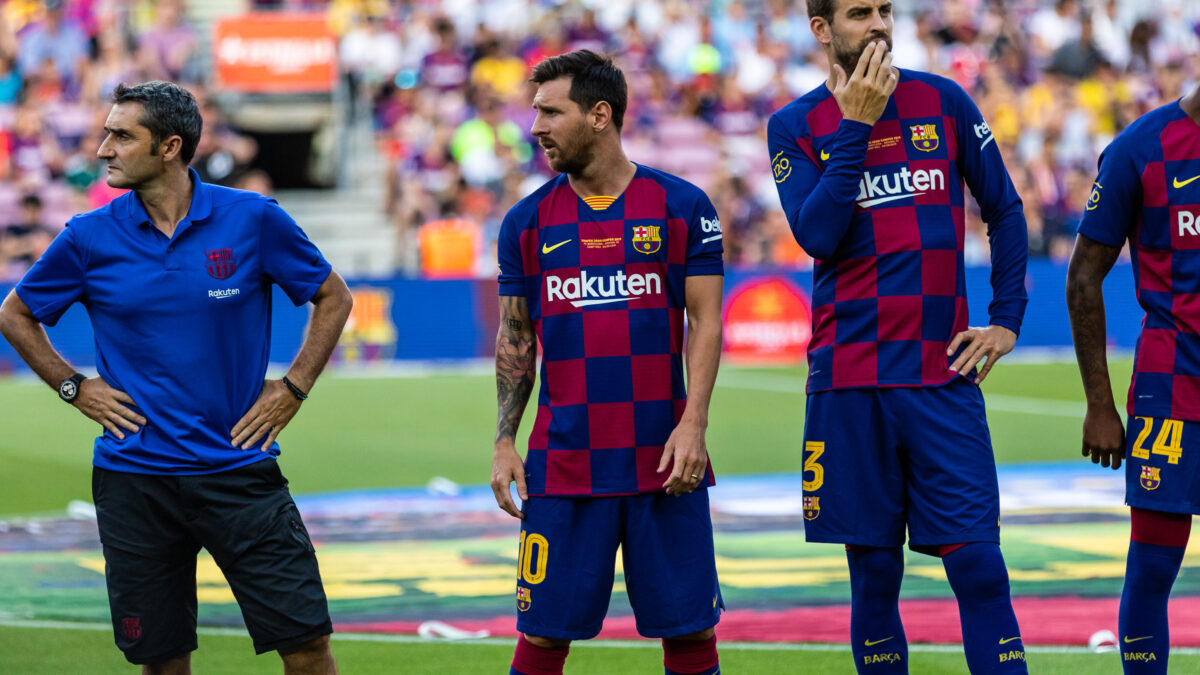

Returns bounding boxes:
[546,270,663,308]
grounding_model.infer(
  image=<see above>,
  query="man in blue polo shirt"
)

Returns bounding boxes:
[0,81,351,674]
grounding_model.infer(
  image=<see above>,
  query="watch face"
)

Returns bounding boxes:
[61,380,77,399]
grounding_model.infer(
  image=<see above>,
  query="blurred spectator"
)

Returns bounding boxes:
[16,0,88,84]
[1049,12,1108,80]
[137,0,200,83]
[1,193,54,281]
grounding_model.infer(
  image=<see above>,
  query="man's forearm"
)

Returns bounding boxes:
[681,317,721,426]
[1066,240,1121,408]
[284,275,353,393]
[495,298,536,444]
[0,291,75,389]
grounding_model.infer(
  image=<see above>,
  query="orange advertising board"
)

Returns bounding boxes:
[722,277,812,363]
[213,14,336,93]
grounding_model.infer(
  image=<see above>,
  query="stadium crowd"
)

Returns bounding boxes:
[0,0,1199,279]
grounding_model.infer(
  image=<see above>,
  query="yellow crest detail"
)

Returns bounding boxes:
[632,225,662,254]
[516,585,532,611]
[772,150,792,183]
[803,495,820,520]
[1140,466,1162,491]
[910,124,940,152]
[1087,182,1102,211]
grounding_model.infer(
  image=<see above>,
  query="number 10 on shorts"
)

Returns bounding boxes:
[518,530,549,584]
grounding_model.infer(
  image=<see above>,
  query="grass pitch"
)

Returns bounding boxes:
[1,359,1171,673]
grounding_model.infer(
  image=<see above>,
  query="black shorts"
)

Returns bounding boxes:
[92,457,332,664]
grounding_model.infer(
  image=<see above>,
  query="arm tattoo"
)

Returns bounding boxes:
[1066,236,1123,406]
[496,296,536,443]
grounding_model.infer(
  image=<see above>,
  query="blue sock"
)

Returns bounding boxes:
[1119,541,1185,674]
[942,543,1027,674]
[846,546,908,673]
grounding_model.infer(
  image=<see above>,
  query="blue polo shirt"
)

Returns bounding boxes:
[15,169,332,475]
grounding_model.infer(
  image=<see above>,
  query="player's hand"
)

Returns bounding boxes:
[231,379,302,452]
[947,325,1017,384]
[73,377,146,441]
[491,441,527,519]
[832,41,898,126]
[1082,404,1125,470]
[659,418,709,496]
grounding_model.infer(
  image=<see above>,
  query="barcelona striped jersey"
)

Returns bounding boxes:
[498,164,724,497]
[1078,101,1200,422]
[768,68,1028,392]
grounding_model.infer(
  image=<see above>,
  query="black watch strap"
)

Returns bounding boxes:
[59,373,86,403]
[282,375,308,401]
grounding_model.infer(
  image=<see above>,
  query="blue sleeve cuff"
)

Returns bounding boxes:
[989,315,1023,338]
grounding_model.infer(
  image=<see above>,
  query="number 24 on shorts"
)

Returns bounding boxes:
[1130,417,1184,464]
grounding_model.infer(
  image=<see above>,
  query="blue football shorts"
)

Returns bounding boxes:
[1125,415,1200,514]
[514,489,723,641]
[801,377,1001,552]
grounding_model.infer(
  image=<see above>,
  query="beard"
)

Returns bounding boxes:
[543,128,595,176]
[832,31,893,76]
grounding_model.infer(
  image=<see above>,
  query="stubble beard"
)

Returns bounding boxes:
[832,32,893,76]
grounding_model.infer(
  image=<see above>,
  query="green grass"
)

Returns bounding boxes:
[0,624,1172,674]
[0,360,1131,515]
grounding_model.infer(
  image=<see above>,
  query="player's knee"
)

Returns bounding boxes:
[141,654,191,675]
[943,543,1011,603]
[1130,507,1192,548]
[523,633,571,650]
[669,627,716,641]
[846,546,905,582]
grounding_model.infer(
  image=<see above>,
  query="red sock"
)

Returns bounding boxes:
[662,634,719,674]
[511,635,569,675]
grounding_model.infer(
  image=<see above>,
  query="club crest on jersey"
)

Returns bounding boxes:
[1140,466,1161,490]
[803,495,820,520]
[632,225,662,254]
[910,124,939,152]
[205,248,236,280]
[516,585,532,611]
[121,617,142,641]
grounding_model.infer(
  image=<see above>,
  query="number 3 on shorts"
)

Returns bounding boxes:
[517,530,549,584]
[803,441,825,491]
[1130,417,1184,464]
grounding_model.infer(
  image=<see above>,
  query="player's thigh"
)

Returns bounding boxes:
[92,468,202,664]
[621,489,722,638]
[802,388,906,547]
[189,459,332,654]
[1124,415,1200,514]
[893,380,1000,548]
[515,496,622,641]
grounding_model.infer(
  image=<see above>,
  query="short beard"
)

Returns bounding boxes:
[546,129,595,176]
[832,32,893,76]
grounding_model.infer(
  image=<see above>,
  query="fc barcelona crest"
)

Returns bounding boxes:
[205,248,236,280]
[803,495,820,520]
[516,585,532,611]
[121,617,142,641]
[910,124,940,152]
[632,225,662,254]
[1140,466,1162,491]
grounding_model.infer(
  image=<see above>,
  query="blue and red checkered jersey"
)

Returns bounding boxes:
[497,164,724,497]
[1078,101,1200,422]
[768,69,1028,393]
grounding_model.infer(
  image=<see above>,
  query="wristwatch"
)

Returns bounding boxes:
[59,373,87,403]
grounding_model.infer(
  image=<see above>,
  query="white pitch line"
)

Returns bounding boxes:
[2,619,1195,655]
[716,372,1087,418]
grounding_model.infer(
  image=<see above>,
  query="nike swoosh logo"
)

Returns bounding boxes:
[864,637,893,647]
[541,239,572,254]
[820,149,831,161]
[1174,176,1200,188]
[999,637,1022,645]
[1124,635,1154,643]
[858,192,927,208]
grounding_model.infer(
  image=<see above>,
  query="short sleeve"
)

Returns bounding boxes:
[14,225,86,326]
[1077,140,1141,248]
[259,199,333,306]
[497,209,526,296]
[686,191,724,276]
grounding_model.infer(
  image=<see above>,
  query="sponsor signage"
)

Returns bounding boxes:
[722,277,812,363]
[213,13,337,93]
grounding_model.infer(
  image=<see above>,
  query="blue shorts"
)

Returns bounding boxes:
[514,489,723,641]
[801,378,1001,552]
[1125,415,1200,514]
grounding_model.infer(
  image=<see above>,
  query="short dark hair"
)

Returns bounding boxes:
[111,81,202,163]
[530,50,627,131]
[20,193,42,209]
[807,0,837,22]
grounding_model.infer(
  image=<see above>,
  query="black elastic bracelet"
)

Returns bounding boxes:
[282,375,309,401]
